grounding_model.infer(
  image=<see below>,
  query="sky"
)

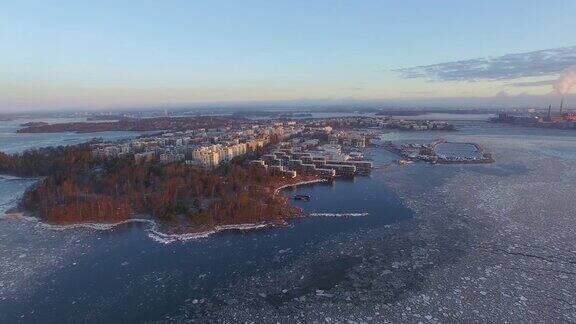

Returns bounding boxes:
[1,0,576,112]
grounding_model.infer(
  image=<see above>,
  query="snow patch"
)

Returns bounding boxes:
[309,212,369,217]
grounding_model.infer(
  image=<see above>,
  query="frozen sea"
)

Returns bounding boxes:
[0,117,145,154]
[1,116,576,323]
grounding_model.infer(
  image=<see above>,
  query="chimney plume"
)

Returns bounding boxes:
[554,67,576,95]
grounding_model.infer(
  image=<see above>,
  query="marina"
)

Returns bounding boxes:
[383,139,495,164]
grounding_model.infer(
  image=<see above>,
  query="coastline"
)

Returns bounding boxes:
[309,212,369,217]
[1,212,278,244]
[273,178,328,195]
[0,174,42,181]
[1,176,361,244]
[3,210,369,244]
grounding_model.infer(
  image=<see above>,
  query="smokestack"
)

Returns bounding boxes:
[547,104,552,121]
[560,98,564,115]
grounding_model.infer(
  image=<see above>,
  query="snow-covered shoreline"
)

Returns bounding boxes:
[148,223,271,244]
[274,178,328,194]
[0,174,43,181]
[1,212,274,244]
[1,177,356,244]
[309,212,369,217]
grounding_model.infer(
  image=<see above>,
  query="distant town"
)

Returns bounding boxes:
[492,99,576,129]
[88,116,455,175]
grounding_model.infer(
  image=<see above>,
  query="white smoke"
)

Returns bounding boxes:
[553,66,576,94]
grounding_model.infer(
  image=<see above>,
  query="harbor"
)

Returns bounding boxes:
[383,139,495,164]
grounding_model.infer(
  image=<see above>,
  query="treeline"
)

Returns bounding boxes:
[17,116,241,133]
[0,145,96,177]
[1,146,299,230]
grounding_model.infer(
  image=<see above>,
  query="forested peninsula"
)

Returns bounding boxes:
[0,145,310,234]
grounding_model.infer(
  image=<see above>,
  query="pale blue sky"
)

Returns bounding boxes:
[1,0,575,111]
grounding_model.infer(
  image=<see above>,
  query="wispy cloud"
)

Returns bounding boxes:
[508,80,556,87]
[395,46,576,82]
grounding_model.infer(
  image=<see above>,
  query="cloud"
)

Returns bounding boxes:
[400,90,434,95]
[344,86,364,91]
[395,46,576,82]
[509,80,556,87]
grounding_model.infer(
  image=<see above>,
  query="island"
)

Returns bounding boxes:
[19,121,50,127]
[17,116,241,133]
[2,116,383,236]
[3,115,463,236]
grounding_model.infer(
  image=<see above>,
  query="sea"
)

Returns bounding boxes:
[1,113,576,322]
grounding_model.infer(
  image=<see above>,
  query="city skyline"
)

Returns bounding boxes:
[2,0,576,112]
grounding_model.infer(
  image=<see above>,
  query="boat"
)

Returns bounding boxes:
[293,194,311,201]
